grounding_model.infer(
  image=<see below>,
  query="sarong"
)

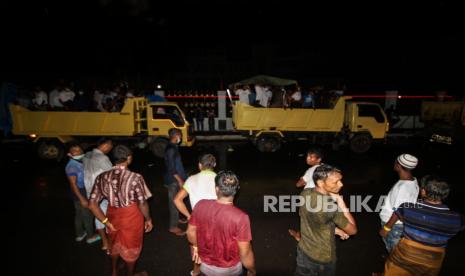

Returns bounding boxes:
[383,238,445,276]
[107,204,144,262]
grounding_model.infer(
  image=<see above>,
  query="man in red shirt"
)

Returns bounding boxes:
[187,171,256,276]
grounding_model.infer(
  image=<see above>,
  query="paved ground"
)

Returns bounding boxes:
[6,138,465,276]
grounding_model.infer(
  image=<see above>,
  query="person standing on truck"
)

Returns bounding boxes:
[302,90,315,109]
[174,153,218,276]
[379,154,419,253]
[83,137,114,251]
[295,164,357,276]
[187,170,256,276]
[164,128,188,236]
[234,85,251,104]
[64,142,98,244]
[89,145,153,276]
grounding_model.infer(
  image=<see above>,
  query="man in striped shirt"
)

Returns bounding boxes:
[376,175,465,276]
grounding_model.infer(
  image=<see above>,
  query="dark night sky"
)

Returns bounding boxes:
[2,0,464,93]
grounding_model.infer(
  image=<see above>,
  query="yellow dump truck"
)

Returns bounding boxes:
[420,100,465,145]
[232,96,389,153]
[9,97,194,160]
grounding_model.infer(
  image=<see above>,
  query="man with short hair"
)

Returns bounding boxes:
[83,137,114,250]
[290,147,331,240]
[89,145,153,276]
[187,171,256,276]
[376,175,465,276]
[174,153,218,276]
[295,164,357,276]
[65,142,95,243]
[296,147,324,189]
[164,128,188,235]
[379,153,419,252]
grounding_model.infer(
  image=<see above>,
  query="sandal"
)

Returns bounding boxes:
[86,235,102,244]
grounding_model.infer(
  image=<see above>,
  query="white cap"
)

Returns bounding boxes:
[397,154,418,169]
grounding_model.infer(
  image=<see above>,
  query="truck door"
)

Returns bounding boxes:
[354,104,388,139]
[148,104,185,136]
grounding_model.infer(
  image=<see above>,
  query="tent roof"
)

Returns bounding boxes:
[229,75,298,89]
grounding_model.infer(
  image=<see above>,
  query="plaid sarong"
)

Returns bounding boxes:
[383,238,445,276]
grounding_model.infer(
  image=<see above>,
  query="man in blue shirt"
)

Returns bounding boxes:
[65,143,96,243]
[164,128,188,236]
[377,175,465,275]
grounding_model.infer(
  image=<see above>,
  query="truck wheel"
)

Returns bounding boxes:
[349,133,372,153]
[256,136,281,153]
[37,140,64,161]
[150,138,169,158]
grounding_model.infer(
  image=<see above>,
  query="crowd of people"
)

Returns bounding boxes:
[64,127,464,276]
[233,84,344,109]
[289,149,464,276]
[9,80,221,133]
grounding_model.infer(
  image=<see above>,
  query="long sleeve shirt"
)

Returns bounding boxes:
[163,143,187,185]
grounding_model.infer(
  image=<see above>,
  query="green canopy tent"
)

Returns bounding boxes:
[228,75,298,90]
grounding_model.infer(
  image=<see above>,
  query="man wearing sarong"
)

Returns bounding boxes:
[89,145,153,276]
[376,175,465,276]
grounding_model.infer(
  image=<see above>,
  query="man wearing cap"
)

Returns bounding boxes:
[379,153,419,252]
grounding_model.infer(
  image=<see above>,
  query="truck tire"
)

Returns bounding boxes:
[256,135,281,153]
[349,133,372,154]
[37,140,64,161]
[150,138,169,158]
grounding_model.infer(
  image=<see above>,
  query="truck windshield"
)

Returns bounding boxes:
[358,104,385,123]
[152,105,185,127]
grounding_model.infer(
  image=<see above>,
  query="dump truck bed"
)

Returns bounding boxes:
[232,96,347,132]
[421,101,465,126]
[9,97,147,137]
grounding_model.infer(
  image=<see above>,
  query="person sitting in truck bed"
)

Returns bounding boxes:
[270,86,287,108]
[289,86,303,108]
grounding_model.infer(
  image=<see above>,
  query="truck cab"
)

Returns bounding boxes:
[147,102,194,145]
[344,101,389,152]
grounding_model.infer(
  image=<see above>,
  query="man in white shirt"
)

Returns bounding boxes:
[296,148,324,189]
[235,85,251,104]
[254,84,266,107]
[49,87,64,109]
[379,153,419,252]
[59,87,76,110]
[174,153,217,276]
[32,87,48,110]
[290,148,340,242]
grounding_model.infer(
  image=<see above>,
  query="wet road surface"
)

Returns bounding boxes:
[6,139,465,276]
